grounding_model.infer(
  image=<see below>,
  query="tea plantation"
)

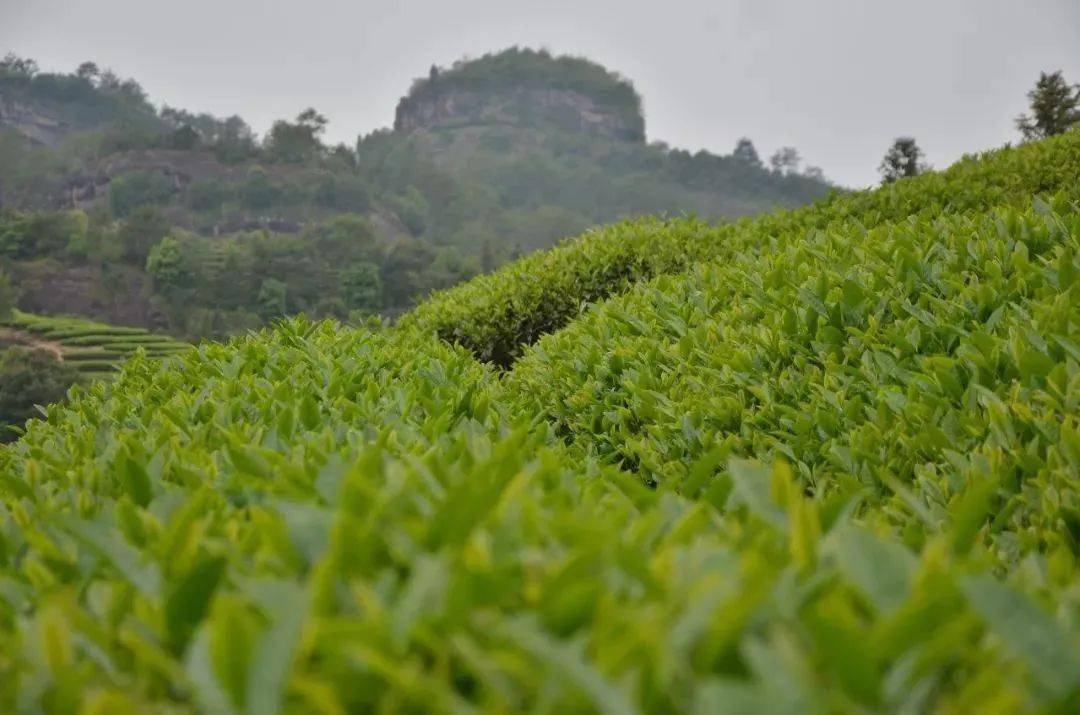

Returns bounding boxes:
[0,131,1077,712]
[2,311,191,382]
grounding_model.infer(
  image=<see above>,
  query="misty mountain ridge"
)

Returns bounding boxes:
[0,47,833,338]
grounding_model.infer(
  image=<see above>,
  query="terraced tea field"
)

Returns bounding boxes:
[1,310,191,381]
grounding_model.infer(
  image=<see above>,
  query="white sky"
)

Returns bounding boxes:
[3,0,1078,187]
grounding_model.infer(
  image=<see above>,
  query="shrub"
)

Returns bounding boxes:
[189,179,230,212]
[0,346,79,440]
[342,261,382,313]
[0,318,1077,709]
[405,131,1080,367]
[109,170,174,218]
[508,194,1079,503]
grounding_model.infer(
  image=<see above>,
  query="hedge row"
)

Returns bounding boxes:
[39,327,150,340]
[402,217,724,366]
[508,194,1079,532]
[406,131,1080,367]
[59,334,184,347]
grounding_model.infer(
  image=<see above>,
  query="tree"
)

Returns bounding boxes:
[0,53,38,77]
[118,206,170,264]
[1016,70,1079,141]
[803,165,826,182]
[216,115,258,163]
[0,347,79,442]
[146,235,190,292]
[241,167,284,209]
[307,214,376,265]
[0,211,87,259]
[0,270,15,320]
[342,262,382,312]
[257,278,288,320]
[769,147,800,175]
[480,239,497,273]
[117,78,148,102]
[109,171,173,218]
[732,138,762,168]
[265,108,329,163]
[381,236,436,306]
[98,69,122,92]
[165,125,200,151]
[879,137,927,183]
[76,61,100,84]
[297,108,329,134]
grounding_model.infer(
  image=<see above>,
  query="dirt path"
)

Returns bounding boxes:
[0,328,66,361]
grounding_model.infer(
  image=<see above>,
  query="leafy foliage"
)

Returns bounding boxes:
[1016,70,1080,141]
[0,346,79,441]
[397,47,644,138]
[3,311,190,382]
[408,131,1080,366]
[109,171,174,218]
[1,51,832,338]
[878,137,926,183]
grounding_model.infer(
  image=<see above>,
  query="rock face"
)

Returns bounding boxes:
[394,87,645,143]
[0,93,71,146]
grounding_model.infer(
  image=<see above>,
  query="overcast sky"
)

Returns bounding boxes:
[3,0,1078,187]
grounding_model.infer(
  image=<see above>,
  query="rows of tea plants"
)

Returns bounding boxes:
[0,131,1076,711]
[508,193,1079,550]
[2,311,191,381]
[2,319,1077,711]
[407,131,1080,366]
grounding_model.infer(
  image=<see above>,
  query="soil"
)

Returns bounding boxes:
[0,327,65,361]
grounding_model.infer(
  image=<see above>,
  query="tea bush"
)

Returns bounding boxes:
[508,195,1079,547]
[407,131,1080,366]
[2,320,1077,711]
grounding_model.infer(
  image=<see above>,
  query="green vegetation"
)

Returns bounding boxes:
[0,346,79,441]
[2,310,190,380]
[0,128,1076,711]
[1,49,831,337]
[0,53,161,136]
[397,47,644,138]
[0,310,190,438]
[878,136,926,183]
[1016,70,1079,141]
[409,130,1080,365]
[402,217,724,365]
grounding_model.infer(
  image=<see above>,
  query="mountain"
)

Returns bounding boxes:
[395,47,645,141]
[0,48,833,339]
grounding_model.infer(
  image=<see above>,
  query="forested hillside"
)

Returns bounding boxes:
[0,48,832,339]
[0,128,1076,712]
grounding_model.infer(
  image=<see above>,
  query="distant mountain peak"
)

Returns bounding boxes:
[394,47,645,142]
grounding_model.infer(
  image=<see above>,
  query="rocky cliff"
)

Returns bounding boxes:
[394,86,645,142]
[0,94,71,146]
[393,48,646,142]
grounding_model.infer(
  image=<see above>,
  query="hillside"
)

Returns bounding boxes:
[2,310,190,380]
[0,310,190,440]
[0,49,831,338]
[0,130,1076,711]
